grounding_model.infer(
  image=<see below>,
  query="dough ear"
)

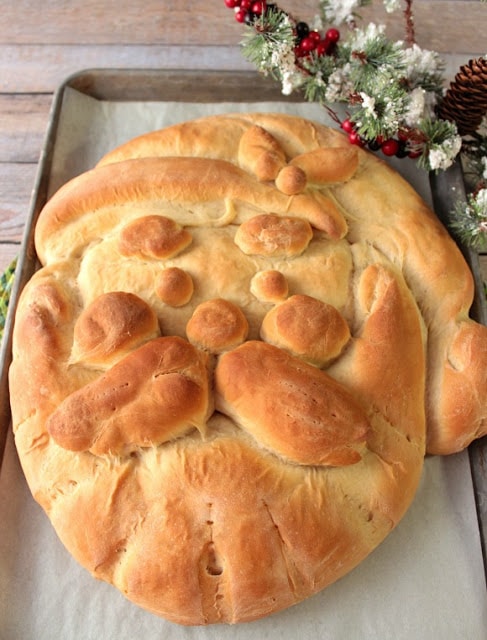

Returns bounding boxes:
[426,319,487,454]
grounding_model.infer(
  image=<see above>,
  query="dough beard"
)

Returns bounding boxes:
[9,113,487,625]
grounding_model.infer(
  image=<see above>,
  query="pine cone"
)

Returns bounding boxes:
[437,57,487,136]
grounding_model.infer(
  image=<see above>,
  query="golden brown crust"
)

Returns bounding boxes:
[155,267,194,307]
[290,146,359,184]
[186,298,249,354]
[250,269,289,303]
[275,165,307,194]
[234,214,313,258]
[47,336,211,456]
[9,112,487,625]
[118,215,192,260]
[215,340,370,466]
[427,320,487,454]
[238,124,287,181]
[71,291,160,367]
[260,294,351,366]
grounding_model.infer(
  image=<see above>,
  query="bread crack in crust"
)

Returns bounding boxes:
[9,113,487,625]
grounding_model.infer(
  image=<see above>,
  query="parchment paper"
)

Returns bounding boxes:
[1,88,486,640]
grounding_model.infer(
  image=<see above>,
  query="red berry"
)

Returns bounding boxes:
[319,29,340,55]
[325,28,340,43]
[224,0,240,7]
[240,0,252,9]
[408,149,422,159]
[235,8,247,21]
[309,30,321,42]
[381,139,400,156]
[300,36,317,52]
[251,0,264,13]
[316,41,328,56]
[349,130,364,147]
[340,119,354,133]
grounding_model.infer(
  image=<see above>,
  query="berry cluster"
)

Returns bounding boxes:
[294,22,340,59]
[340,119,421,159]
[224,0,267,24]
[224,0,340,58]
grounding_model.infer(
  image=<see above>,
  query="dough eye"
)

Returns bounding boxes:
[118,214,192,259]
[234,213,313,258]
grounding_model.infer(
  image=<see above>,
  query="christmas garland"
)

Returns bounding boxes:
[224,0,487,250]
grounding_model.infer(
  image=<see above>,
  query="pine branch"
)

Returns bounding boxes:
[350,68,410,139]
[300,53,340,103]
[240,7,295,73]
[450,190,487,251]
[413,118,462,172]
[345,32,405,92]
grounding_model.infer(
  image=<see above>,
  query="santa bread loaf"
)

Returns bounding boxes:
[9,113,487,624]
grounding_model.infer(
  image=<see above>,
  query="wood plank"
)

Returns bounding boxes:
[359,0,487,53]
[0,163,38,243]
[1,0,222,44]
[0,1,485,52]
[0,44,252,93]
[0,94,52,162]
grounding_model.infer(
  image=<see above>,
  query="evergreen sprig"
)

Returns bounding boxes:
[300,53,340,103]
[240,6,295,76]
[353,75,409,139]
[413,118,463,171]
[462,130,487,189]
[450,190,487,251]
[345,33,405,91]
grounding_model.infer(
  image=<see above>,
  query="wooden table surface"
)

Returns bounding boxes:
[1,0,486,280]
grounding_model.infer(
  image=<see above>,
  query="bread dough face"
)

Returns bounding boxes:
[9,113,487,625]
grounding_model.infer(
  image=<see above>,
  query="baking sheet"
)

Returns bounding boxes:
[0,70,486,639]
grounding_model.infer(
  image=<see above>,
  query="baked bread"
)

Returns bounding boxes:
[9,113,487,625]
